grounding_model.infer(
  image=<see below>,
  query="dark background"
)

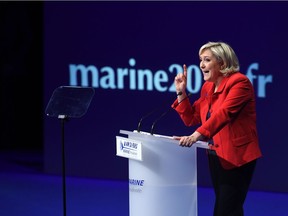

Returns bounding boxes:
[0,2,43,150]
[1,1,287,193]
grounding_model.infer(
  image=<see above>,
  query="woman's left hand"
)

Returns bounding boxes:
[173,131,203,147]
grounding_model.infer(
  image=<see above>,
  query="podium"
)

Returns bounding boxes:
[116,130,209,216]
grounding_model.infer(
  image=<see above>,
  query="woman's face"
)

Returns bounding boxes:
[199,49,222,83]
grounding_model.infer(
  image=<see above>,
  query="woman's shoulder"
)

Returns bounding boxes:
[227,72,253,86]
[229,71,248,80]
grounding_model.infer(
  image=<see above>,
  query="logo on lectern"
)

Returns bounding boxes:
[120,140,139,153]
[116,136,142,161]
[129,178,145,193]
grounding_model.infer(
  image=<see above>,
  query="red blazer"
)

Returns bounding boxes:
[172,72,262,169]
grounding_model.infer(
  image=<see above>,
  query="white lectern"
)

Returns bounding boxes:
[116,130,209,216]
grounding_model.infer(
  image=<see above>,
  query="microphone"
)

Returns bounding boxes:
[137,107,159,132]
[136,91,183,133]
[150,92,192,135]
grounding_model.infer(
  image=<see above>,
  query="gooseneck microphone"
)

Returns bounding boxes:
[137,108,159,132]
[150,92,192,135]
[137,91,184,133]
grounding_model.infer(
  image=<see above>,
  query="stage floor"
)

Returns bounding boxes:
[0,150,287,216]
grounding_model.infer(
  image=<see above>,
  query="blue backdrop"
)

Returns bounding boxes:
[43,2,288,192]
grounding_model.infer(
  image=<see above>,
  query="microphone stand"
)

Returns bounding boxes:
[137,108,159,132]
[150,109,172,135]
[150,93,192,135]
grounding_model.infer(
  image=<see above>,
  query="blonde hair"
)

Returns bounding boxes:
[199,41,240,76]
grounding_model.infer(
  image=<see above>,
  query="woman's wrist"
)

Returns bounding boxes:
[177,92,187,102]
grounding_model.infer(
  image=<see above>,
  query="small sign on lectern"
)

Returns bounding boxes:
[116,136,142,161]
